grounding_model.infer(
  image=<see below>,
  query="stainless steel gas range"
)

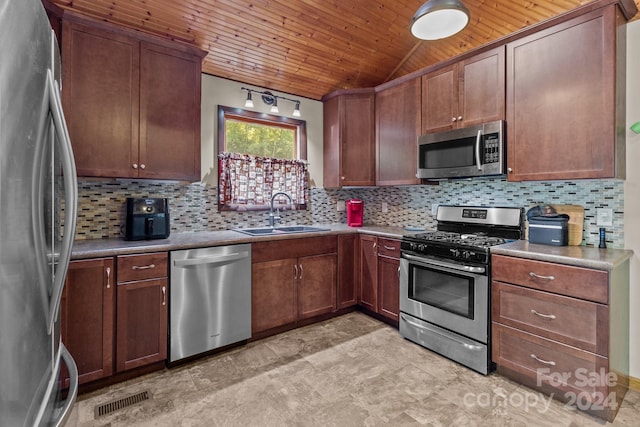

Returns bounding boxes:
[399,205,524,374]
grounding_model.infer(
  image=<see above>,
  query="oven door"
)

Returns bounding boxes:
[400,253,488,343]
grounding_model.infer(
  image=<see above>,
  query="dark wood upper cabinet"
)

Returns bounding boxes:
[506,5,626,181]
[422,46,505,134]
[375,77,422,186]
[61,15,205,181]
[323,89,375,187]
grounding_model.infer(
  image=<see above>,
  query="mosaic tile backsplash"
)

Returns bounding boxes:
[75,177,625,248]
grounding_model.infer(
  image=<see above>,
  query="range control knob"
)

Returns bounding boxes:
[462,251,472,260]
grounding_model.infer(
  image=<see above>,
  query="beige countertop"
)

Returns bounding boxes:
[491,240,633,271]
[71,224,409,260]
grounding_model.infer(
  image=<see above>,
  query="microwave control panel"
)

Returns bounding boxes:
[483,134,500,163]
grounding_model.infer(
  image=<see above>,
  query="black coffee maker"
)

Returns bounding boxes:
[124,198,170,240]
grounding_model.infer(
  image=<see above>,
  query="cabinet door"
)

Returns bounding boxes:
[298,254,337,319]
[116,278,168,371]
[341,93,375,186]
[61,258,114,384]
[378,255,400,322]
[323,92,375,187]
[376,78,422,185]
[506,7,619,181]
[61,21,139,178]
[359,235,378,311]
[422,65,457,133]
[139,42,202,181]
[252,259,297,334]
[337,234,358,309]
[459,46,505,127]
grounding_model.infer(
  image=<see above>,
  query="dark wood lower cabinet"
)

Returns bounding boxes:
[359,234,378,312]
[251,237,338,336]
[358,235,400,324]
[298,253,337,319]
[252,258,297,334]
[377,255,400,322]
[337,234,359,309]
[61,258,115,385]
[116,278,168,372]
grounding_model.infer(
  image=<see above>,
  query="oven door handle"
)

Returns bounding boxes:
[401,315,484,351]
[402,253,486,274]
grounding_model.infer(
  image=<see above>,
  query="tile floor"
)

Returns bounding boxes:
[67,312,640,426]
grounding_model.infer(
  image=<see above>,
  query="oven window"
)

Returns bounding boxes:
[421,137,476,169]
[409,264,474,319]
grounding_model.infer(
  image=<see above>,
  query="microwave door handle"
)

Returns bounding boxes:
[475,129,483,171]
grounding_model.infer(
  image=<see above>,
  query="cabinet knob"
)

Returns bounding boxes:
[341,176,345,180]
[452,117,457,122]
[132,163,138,169]
[140,164,146,170]
[507,167,513,173]
[457,116,463,121]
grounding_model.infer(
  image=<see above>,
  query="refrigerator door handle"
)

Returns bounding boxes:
[46,68,78,334]
[53,344,78,427]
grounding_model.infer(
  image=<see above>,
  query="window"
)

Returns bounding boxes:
[217,106,309,212]
[217,106,307,160]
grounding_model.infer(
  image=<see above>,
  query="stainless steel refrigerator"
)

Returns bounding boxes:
[1,0,79,425]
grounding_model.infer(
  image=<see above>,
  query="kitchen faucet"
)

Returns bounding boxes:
[269,192,293,227]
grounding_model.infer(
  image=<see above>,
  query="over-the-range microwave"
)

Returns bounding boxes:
[417,120,506,180]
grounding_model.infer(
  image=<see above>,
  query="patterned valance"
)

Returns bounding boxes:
[218,153,309,211]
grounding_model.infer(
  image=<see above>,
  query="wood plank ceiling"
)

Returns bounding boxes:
[48,0,639,100]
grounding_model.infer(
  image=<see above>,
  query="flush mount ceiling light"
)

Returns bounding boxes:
[241,87,302,117]
[410,0,470,40]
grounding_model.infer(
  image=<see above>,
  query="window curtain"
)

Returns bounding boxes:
[218,152,309,211]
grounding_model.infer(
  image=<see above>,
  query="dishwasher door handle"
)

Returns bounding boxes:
[173,251,250,268]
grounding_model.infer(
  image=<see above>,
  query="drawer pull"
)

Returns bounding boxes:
[529,272,555,281]
[132,264,155,270]
[530,309,556,320]
[530,354,556,366]
[383,245,396,251]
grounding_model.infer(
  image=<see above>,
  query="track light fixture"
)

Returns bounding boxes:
[244,90,254,108]
[410,0,470,40]
[241,87,302,117]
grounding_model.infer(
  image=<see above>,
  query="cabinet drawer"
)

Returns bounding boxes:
[492,282,608,355]
[117,253,168,282]
[377,238,400,258]
[491,255,608,303]
[492,323,609,399]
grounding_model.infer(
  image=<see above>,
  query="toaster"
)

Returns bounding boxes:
[125,198,170,241]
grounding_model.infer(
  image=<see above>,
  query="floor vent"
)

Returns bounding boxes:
[94,390,151,418]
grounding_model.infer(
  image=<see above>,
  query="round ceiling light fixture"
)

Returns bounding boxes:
[410,0,470,40]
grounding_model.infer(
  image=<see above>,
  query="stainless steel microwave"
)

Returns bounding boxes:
[417,120,505,179]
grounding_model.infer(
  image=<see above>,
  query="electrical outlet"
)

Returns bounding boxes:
[596,208,613,226]
[431,203,439,216]
[336,201,345,212]
[382,202,388,213]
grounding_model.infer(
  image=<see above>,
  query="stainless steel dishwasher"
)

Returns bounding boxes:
[169,244,251,363]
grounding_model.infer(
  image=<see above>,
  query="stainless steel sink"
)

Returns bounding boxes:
[233,225,330,236]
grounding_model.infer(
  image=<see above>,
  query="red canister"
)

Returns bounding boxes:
[346,199,364,227]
